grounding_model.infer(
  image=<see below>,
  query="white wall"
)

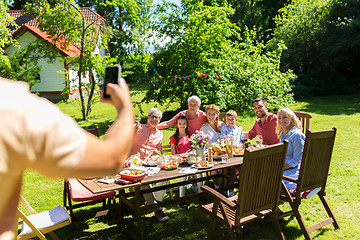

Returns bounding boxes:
[32,58,65,92]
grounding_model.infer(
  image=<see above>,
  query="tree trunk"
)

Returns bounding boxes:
[79,15,87,121]
[85,71,96,118]
[78,70,86,121]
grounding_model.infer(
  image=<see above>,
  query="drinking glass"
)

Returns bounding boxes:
[255,135,263,146]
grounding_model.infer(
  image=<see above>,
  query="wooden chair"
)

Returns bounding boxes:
[201,141,289,240]
[63,127,117,228]
[161,144,172,155]
[280,128,340,240]
[275,111,312,134]
[85,126,100,137]
[17,195,71,240]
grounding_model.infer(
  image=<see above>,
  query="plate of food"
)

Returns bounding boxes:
[120,169,147,182]
[143,155,161,166]
[192,160,214,169]
[233,147,245,156]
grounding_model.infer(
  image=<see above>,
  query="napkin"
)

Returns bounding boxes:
[179,168,198,174]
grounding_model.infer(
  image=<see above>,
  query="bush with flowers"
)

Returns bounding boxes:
[190,130,209,149]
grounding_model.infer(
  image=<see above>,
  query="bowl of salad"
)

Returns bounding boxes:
[161,156,180,170]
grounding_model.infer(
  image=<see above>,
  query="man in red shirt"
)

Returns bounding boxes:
[247,98,279,145]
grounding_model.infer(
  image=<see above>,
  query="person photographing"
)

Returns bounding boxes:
[0,76,134,240]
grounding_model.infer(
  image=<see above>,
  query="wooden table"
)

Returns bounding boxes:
[78,157,243,239]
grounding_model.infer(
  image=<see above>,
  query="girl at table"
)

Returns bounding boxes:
[276,108,305,192]
[170,116,191,155]
[170,116,198,209]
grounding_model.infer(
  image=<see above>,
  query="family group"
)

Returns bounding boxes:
[129,95,308,222]
[0,75,310,239]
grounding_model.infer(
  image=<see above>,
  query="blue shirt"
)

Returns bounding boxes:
[280,126,305,191]
[220,125,243,146]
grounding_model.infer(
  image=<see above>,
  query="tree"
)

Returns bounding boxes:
[0,1,42,85]
[270,0,360,97]
[76,0,152,68]
[0,1,16,69]
[25,0,113,120]
[205,0,288,42]
[0,43,42,88]
[142,1,294,114]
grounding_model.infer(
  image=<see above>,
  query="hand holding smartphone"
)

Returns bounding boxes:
[103,65,121,99]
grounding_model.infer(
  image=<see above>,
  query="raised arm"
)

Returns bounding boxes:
[73,78,135,176]
[157,112,180,130]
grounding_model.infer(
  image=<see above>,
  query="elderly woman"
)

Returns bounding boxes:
[157,96,206,136]
[200,104,224,147]
[276,108,305,192]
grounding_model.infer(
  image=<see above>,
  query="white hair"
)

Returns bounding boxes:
[188,95,201,106]
[148,108,162,119]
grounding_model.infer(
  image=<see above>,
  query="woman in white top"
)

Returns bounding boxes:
[200,104,224,148]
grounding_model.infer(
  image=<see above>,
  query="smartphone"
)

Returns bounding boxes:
[103,65,121,99]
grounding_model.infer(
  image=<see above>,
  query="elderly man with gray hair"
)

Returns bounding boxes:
[157,95,206,135]
[131,108,163,159]
[130,108,169,221]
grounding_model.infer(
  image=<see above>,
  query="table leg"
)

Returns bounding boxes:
[134,186,144,240]
[118,190,124,225]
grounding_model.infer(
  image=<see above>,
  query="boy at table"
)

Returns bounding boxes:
[247,98,279,145]
[131,108,169,222]
[220,110,243,146]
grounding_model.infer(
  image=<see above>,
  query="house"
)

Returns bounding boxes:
[5,8,107,101]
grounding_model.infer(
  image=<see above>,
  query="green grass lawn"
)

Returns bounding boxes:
[20,90,360,239]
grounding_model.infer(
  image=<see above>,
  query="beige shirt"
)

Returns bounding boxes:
[0,78,86,239]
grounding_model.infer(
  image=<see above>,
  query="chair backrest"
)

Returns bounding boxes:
[235,142,288,225]
[295,128,337,196]
[294,112,312,134]
[86,127,100,138]
[274,111,312,134]
[161,144,172,155]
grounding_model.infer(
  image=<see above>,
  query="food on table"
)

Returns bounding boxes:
[210,142,227,156]
[194,160,213,168]
[126,154,142,167]
[161,156,180,170]
[233,147,244,155]
[121,170,144,176]
[120,169,147,182]
[143,155,161,166]
[187,154,198,165]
